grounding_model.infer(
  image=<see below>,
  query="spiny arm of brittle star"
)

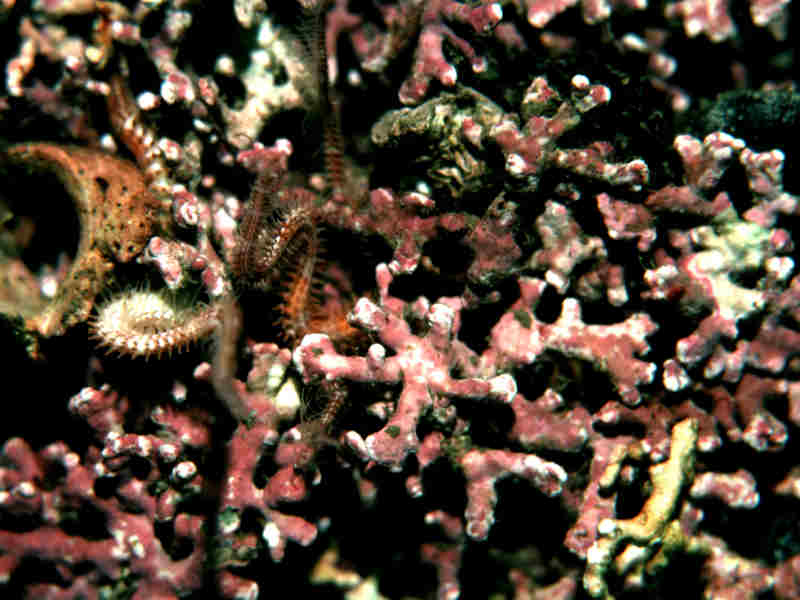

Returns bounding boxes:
[276,220,320,341]
[106,75,170,195]
[230,167,286,281]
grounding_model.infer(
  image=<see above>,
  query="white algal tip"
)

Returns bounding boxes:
[489,374,517,403]
[571,74,590,89]
[262,522,281,549]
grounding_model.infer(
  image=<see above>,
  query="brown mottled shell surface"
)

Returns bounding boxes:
[3,143,171,338]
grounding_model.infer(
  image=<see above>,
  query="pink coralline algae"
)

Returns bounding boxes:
[489,74,649,189]
[513,0,645,28]
[327,0,504,105]
[488,276,659,406]
[1,1,799,599]
[295,262,518,467]
[665,0,792,41]
[1,386,208,600]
